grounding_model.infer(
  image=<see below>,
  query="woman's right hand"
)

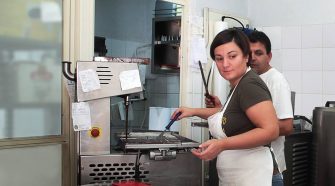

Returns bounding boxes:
[205,94,222,108]
[171,107,194,120]
[192,139,223,161]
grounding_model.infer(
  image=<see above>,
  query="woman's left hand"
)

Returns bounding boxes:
[191,139,223,161]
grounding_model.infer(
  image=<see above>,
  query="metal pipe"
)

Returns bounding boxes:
[62,61,76,81]
[124,95,130,141]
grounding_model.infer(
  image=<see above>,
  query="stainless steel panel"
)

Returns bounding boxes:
[144,152,202,186]
[291,91,296,114]
[76,61,143,102]
[80,154,145,185]
[123,142,198,149]
[80,98,110,155]
[283,132,312,186]
[80,153,202,186]
[312,107,335,186]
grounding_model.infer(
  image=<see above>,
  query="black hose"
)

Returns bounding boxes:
[294,115,312,124]
[62,61,76,81]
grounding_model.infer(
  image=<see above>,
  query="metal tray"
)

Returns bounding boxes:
[118,131,200,150]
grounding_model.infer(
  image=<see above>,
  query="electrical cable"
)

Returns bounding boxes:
[222,16,245,30]
[294,115,312,124]
[140,95,148,129]
[134,150,142,181]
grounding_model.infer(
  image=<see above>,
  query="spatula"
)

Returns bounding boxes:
[157,112,182,140]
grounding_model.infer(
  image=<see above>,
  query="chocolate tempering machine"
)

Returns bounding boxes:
[62,60,202,186]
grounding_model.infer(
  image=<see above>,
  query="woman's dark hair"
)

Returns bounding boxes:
[210,28,250,61]
[248,30,271,54]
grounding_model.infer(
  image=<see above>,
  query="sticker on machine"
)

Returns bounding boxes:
[119,69,142,90]
[78,69,101,92]
[71,102,92,131]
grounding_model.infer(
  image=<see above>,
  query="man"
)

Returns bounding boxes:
[206,30,293,186]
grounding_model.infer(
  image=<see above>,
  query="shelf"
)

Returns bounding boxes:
[151,16,181,74]
[154,41,180,46]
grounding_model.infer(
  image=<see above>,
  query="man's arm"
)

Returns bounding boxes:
[278,118,293,136]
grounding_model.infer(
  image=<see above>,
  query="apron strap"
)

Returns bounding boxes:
[265,144,279,174]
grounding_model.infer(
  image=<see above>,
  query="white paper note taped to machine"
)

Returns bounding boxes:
[71,102,92,131]
[78,69,101,92]
[149,107,180,132]
[119,69,142,90]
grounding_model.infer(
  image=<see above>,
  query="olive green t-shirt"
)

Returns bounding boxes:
[222,70,272,137]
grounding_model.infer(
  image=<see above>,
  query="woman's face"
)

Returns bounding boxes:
[214,41,248,86]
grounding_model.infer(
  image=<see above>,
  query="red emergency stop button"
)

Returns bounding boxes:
[90,127,101,138]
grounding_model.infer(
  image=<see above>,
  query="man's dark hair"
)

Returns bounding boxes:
[248,30,271,54]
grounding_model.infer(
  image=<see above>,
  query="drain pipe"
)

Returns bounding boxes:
[62,61,76,81]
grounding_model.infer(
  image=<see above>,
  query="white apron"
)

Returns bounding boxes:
[208,68,273,186]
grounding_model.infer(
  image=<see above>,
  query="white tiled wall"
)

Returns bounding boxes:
[282,26,302,49]
[301,48,322,71]
[282,49,302,71]
[261,23,335,119]
[323,48,335,70]
[146,74,180,108]
[323,24,335,48]
[301,25,322,48]
[270,50,283,71]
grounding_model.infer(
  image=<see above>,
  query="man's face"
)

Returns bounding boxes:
[249,42,272,75]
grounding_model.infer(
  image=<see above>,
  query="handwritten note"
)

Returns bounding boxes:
[78,69,101,92]
[71,102,92,131]
[190,36,208,68]
[119,69,142,90]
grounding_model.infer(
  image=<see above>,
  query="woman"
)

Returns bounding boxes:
[171,28,279,185]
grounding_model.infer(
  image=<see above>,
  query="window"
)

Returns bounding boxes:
[0,0,62,139]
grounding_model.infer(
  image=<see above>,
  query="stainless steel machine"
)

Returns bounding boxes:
[311,102,335,186]
[62,60,202,186]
